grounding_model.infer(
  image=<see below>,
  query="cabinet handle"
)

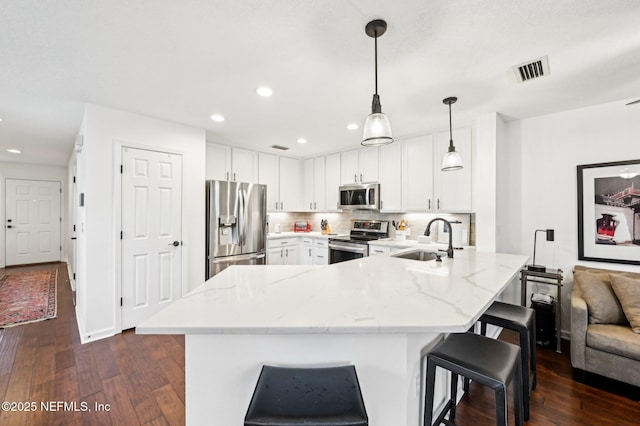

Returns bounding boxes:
[309,248,312,256]
[226,171,229,180]
[381,200,384,209]
[233,172,236,181]
[374,250,383,253]
[280,249,283,257]
[437,199,440,209]
[354,174,357,183]
[360,173,363,182]
[313,202,316,210]
[275,202,278,209]
[428,199,431,209]
[285,248,289,257]
[317,255,324,259]
[337,202,339,209]
[310,202,312,209]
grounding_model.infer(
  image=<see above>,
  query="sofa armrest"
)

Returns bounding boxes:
[570,289,588,369]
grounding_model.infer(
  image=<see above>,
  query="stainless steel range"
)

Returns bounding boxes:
[328,219,389,264]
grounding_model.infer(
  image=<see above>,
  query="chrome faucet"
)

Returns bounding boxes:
[424,218,454,258]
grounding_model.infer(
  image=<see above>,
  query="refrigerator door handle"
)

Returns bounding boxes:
[211,252,266,263]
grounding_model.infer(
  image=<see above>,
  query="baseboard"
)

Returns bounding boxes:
[75,306,114,344]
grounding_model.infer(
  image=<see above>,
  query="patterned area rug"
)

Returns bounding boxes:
[0,269,57,328]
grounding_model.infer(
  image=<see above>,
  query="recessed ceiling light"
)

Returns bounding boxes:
[347,123,359,130]
[256,87,273,97]
[0,118,3,122]
[7,149,21,154]
[297,138,307,144]
[210,114,225,122]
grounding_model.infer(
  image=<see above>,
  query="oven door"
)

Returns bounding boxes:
[328,241,368,264]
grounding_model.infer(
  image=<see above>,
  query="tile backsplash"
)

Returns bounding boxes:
[267,211,475,246]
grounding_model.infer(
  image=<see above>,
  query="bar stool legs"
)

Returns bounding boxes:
[424,332,524,426]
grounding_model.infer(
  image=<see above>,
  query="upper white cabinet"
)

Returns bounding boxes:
[402,135,435,211]
[258,152,279,212]
[325,153,341,211]
[206,143,258,183]
[401,127,472,212]
[434,127,472,212]
[303,157,326,212]
[340,147,379,184]
[378,143,402,211]
[279,156,303,212]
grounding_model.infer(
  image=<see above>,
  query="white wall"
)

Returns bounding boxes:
[502,99,640,335]
[0,161,68,269]
[75,105,206,342]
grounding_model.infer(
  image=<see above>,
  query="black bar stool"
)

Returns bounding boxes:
[244,365,368,426]
[424,332,523,426]
[465,301,536,420]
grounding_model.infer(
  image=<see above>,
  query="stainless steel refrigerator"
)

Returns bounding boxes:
[206,180,267,279]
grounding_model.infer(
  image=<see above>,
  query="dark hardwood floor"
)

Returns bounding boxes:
[1,262,638,425]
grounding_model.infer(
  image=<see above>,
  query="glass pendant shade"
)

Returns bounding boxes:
[442,148,463,171]
[362,110,393,146]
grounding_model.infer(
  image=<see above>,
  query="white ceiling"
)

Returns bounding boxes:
[1,0,640,166]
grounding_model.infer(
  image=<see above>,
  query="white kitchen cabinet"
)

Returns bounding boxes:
[259,152,280,212]
[324,153,341,211]
[267,238,298,265]
[303,157,326,212]
[279,156,303,212]
[368,244,392,256]
[378,142,402,211]
[299,237,314,265]
[340,147,379,184]
[312,238,328,265]
[434,127,472,212]
[206,143,258,183]
[402,135,435,211]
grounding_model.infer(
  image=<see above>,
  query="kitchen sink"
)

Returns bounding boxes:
[391,249,441,261]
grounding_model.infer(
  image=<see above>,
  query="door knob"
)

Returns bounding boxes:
[169,241,180,246]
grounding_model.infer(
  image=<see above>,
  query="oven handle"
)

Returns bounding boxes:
[329,242,368,254]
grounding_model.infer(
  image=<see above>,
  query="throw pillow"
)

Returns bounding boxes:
[574,271,626,324]
[610,274,640,333]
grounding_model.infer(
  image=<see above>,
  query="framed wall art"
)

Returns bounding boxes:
[577,159,640,265]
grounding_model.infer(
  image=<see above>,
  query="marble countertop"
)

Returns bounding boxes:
[137,249,528,336]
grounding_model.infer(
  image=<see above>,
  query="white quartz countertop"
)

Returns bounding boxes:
[137,250,528,336]
[267,231,344,239]
[369,238,473,250]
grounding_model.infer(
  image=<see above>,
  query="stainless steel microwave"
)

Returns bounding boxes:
[338,182,380,211]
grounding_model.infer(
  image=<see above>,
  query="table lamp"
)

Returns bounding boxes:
[527,229,555,272]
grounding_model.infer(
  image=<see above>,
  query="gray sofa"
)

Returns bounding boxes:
[570,265,640,387]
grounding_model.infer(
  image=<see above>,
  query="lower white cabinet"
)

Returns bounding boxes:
[300,238,314,265]
[368,245,392,256]
[312,239,328,265]
[267,238,298,265]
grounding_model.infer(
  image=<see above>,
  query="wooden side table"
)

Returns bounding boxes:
[520,268,564,353]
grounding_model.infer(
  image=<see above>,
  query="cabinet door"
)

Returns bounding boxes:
[402,135,434,211]
[231,147,258,183]
[259,152,280,212]
[340,149,359,184]
[359,147,379,183]
[434,127,472,212]
[206,143,231,181]
[313,157,325,211]
[325,153,341,211]
[279,156,303,212]
[300,244,314,265]
[303,158,314,211]
[283,246,298,265]
[267,247,285,265]
[312,239,328,265]
[369,245,391,256]
[378,143,402,211]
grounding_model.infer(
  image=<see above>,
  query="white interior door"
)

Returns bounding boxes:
[5,179,61,266]
[121,147,183,330]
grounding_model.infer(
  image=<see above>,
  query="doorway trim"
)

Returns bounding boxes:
[113,140,187,333]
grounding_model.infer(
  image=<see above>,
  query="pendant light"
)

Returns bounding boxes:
[441,96,463,171]
[362,19,393,146]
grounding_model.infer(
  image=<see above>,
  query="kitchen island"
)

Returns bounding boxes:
[137,249,528,425]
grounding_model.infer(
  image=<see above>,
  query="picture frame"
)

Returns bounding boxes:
[577,159,640,265]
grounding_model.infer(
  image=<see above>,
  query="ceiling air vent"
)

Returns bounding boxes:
[513,56,550,83]
[270,144,290,151]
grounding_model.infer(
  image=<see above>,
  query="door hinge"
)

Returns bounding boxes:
[120,298,123,307]
[120,231,123,239]
[120,165,123,174]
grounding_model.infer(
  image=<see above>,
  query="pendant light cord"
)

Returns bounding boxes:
[374,33,378,95]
